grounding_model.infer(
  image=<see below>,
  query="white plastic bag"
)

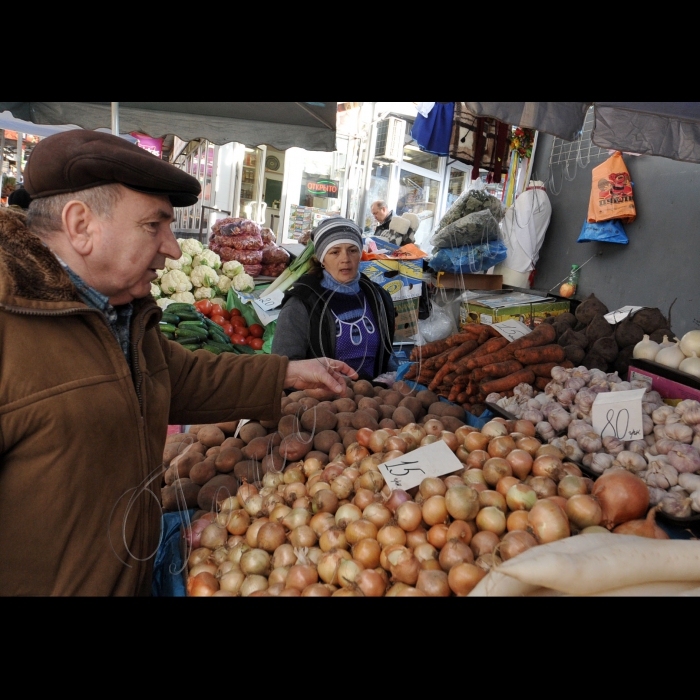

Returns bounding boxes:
[416,299,456,343]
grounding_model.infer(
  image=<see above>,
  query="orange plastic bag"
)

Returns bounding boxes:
[587,151,636,223]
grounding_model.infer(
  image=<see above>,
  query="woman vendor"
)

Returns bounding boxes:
[272,217,396,382]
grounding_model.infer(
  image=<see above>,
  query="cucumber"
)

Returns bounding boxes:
[174,336,202,347]
[201,344,224,355]
[166,303,198,314]
[159,323,178,334]
[174,327,209,341]
[204,340,236,353]
[207,329,231,344]
[232,343,255,355]
[160,312,180,325]
[161,331,175,340]
[178,320,208,330]
[180,343,202,352]
[176,310,206,322]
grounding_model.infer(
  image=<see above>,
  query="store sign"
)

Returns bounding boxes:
[307,179,339,198]
[131,132,163,159]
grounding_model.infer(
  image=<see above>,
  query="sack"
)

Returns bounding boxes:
[417,299,456,343]
[577,219,629,245]
[587,151,636,223]
[430,240,508,274]
[431,209,501,250]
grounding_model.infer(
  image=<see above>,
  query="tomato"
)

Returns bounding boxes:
[236,326,250,338]
[211,314,227,327]
[230,308,242,317]
[221,323,234,336]
[230,334,247,345]
[220,309,231,320]
[231,316,247,328]
[194,299,213,316]
[248,337,264,351]
[210,304,224,318]
[248,324,264,338]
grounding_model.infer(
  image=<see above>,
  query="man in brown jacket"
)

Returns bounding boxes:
[0,130,356,596]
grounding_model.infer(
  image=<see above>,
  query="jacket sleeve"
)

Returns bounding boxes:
[270,297,312,361]
[160,333,289,426]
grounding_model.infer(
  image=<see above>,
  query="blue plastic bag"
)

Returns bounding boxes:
[429,240,508,274]
[577,218,628,245]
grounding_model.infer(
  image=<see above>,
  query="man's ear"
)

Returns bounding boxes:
[61,200,95,255]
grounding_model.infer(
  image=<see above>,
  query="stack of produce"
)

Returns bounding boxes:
[152,238,255,308]
[405,323,573,414]
[209,219,291,279]
[633,329,700,379]
[161,379,650,597]
[546,294,676,377]
[489,365,700,519]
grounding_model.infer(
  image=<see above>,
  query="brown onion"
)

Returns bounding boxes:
[352,538,381,569]
[515,436,542,456]
[441,432,459,452]
[592,468,650,529]
[488,435,516,458]
[470,530,500,557]
[446,520,472,544]
[514,419,537,437]
[335,503,362,528]
[319,527,348,552]
[482,457,512,486]
[464,432,490,452]
[352,488,377,511]
[445,485,479,521]
[455,425,480,442]
[345,518,378,544]
[557,475,587,499]
[613,507,669,539]
[421,435,439,447]
[419,477,447,499]
[387,546,420,584]
[302,583,332,597]
[272,543,297,568]
[289,525,317,548]
[496,475,521,497]
[528,499,570,543]
[356,427,374,447]
[478,489,507,513]
[368,430,391,454]
[506,483,538,511]
[439,538,474,571]
[269,504,292,524]
[413,542,439,563]
[506,510,530,532]
[377,522,407,548]
[278,587,302,596]
[465,449,489,469]
[355,569,386,597]
[499,530,538,561]
[363,502,392,528]
[309,511,336,537]
[463,469,487,487]
[337,558,364,588]
[423,419,445,436]
[565,494,603,530]
[406,525,428,548]
[422,495,448,526]
[532,454,564,480]
[506,449,534,479]
[330,474,353,500]
[427,523,449,549]
[187,571,219,596]
[536,444,564,460]
[256,521,287,552]
[416,569,450,596]
[528,475,557,499]
[476,506,506,535]
[317,549,352,583]
[448,562,486,596]
[286,564,318,590]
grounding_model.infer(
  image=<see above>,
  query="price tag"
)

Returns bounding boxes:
[591,388,645,441]
[491,319,532,342]
[378,440,463,492]
[604,305,643,325]
[255,288,285,312]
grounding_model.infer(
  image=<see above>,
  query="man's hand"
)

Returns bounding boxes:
[285,358,358,397]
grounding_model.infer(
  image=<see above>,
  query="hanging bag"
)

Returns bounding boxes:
[587,151,636,223]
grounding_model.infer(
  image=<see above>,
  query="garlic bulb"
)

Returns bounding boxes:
[578,431,602,453]
[678,473,700,492]
[642,414,654,435]
[652,405,676,424]
[614,450,647,473]
[633,335,660,360]
[626,440,648,455]
[679,352,700,379]
[655,340,685,369]
[660,492,693,518]
[564,376,587,392]
[647,486,667,507]
[681,406,700,426]
[550,366,572,384]
[588,452,614,474]
[602,435,625,456]
[663,422,694,444]
[536,421,555,442]
[610,381,633,392]
[680,329,700,358]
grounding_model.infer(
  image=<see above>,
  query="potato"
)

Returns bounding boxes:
[221,437,245,450]
[215,447,244,474]
[197,474,238,511]
[238,422,268,444]
[337,426,356,440]
[280,432,314,461]
[329,443,345,461]
[298,397,320,410]
[190,441,208,456]
[281,397,293,410]
[262,449,285,475]
[305,451,330,466]
[163,442,185,468]
[416,390,439,409]
[169,450,202,479]
[379,419,397,430]
[214,421,240,436]
[380,391,404,408]
[398,396,423,420]
[162,479,200,511]
[301,407,338,433]
[283,402,302,416]
[343,430,359,449]
[189,458,218,486]
[354,379,375,397]
[392,406,415,429]
[163,464,178,486]
[373,386,385,398]
[351,411,379,431]
[333,398,356,413]
[206,446,221,458]
[316,401,338,414]
[392,380,417,396]
[421,414,441,424]
[274,415,297,438]
[287,391,308,402]
[378,405,395,421]
[335,412,356,429]
[243,435,280,461]
[428,402,466,420]
[197,425,226,448]
[440,416,466,432]
[165,432,191,445]
[314,429,341,453]
[357,397,380,413]
[260,420,278,430]
[187,425,203,435]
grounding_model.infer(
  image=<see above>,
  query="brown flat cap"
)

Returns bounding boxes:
[24,130,201,207]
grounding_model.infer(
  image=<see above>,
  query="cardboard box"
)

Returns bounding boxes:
[431,272,503,291]
[628,359,700,402]
[460,296,570,328]
[394,297,420,340]
[359,259,423,301]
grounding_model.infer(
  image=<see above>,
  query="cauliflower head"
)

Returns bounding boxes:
[164,252,192,271]
[150,282,161,299]
[215,275,233,296]
[156,297,175,309]
[232,273,255,293]
[190,265,219,288]
[193,250,221,270]
[170,291,196,304]
[222,260,244,278]
[161,269,193,294]
[179,238,204,257]
[194,286,215,300]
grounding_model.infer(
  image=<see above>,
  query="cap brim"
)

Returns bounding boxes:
[125,185,199,208]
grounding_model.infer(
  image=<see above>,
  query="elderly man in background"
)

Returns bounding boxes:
[0,130,356,596]
[370,199,393,237]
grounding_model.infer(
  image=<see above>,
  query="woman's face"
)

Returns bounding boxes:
[323,243,361,284]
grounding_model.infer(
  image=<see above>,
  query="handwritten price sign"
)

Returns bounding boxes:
[491,320,531,342]
[378,439,463,492]
[591,388,645,442]
[255,288,285,311]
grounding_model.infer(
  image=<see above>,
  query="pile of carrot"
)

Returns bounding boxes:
[404,323,574,414]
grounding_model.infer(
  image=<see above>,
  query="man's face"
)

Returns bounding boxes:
[371,204,388,223]
[85,187,179,305]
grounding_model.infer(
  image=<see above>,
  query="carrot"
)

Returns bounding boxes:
[466,343,516,370]
[457,392,468,404]
[476,329,491,345]
[429,361,458,391]
[446,332,479,347]
[410,339,451,362]
[462,336,509,365]
[482,359,524,378]
[446,339,478,363]
[481,369,536,395]
[513,344,566,365]
[508,323,557,352]
[534,377,550,390]
[423,348,452,369]
[405,364,418,380]
[524,360,574,378]
[448,383,466,402]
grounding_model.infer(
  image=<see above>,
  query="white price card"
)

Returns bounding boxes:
[491,319,532,342]
[604,306,643,325]
[255,288,285,312]
[378,439,463,492]
[591,388,645,442]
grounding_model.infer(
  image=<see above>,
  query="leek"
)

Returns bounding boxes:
[264,241,316,295]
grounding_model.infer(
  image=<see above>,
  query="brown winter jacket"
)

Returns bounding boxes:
[0,209,289,596]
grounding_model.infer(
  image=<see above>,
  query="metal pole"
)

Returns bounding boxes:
[17,133,23,179]
[111,102,119,135]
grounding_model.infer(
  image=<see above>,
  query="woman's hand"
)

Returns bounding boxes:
[285,358,358,396]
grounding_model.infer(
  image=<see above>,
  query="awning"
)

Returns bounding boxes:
[0,102,337,152]
[460,102,700,164]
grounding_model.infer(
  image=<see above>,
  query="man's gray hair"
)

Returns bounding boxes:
[27,183,125,237]
[371,200,388,210]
